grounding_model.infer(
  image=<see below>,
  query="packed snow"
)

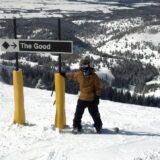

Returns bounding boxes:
[1,81,160,160]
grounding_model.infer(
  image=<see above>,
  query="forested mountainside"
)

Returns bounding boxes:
[0,0,160,106]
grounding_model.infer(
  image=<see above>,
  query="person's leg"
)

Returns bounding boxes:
[73,100,86,130]
[88,104,102,132]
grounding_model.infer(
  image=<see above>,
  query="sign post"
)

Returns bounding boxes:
[13,18,19,71]
[58,18,62,73]
[54,19,66,130]
[13,18,25,124]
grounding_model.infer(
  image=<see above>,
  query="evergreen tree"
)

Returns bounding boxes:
[0,68,11,84]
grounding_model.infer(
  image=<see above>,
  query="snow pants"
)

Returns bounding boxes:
[73,99,103,130]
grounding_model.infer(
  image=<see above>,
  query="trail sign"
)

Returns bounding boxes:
[0,39,73,54]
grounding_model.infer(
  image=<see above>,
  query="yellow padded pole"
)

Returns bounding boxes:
[55,73,66,129]
[13,69,25,124]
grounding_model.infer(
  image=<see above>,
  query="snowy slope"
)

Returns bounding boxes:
[1,81,160,160]
[0,0,130,19]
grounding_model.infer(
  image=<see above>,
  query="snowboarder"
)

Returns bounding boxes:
[61,57,103,133]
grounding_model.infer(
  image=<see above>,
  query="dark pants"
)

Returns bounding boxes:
[73,99,102,130]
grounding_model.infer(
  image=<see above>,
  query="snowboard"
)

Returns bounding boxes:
[103,127,119,134]
[56,126,120,134]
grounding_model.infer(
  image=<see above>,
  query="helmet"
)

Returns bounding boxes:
[80,57,90,68]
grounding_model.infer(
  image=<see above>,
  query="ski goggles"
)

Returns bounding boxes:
[80,64,89,69]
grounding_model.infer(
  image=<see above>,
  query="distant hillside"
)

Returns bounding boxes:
[0,0,160,102]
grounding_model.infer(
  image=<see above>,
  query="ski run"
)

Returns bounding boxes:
[1,81,160,160]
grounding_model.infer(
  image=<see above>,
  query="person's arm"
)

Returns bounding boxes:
[65,71,79,81]
[94,74,102,97]
[94,74,102,105]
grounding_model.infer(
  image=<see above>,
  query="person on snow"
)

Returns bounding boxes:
[61,57,103,133]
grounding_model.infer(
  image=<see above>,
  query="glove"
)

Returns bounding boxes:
[94,96,99,106]
[60,72,66,78]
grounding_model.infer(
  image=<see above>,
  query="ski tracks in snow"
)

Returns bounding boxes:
[47,149,67,160]
[1,147,68,160]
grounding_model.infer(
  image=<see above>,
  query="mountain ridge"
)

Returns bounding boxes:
[0,0,160,100]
